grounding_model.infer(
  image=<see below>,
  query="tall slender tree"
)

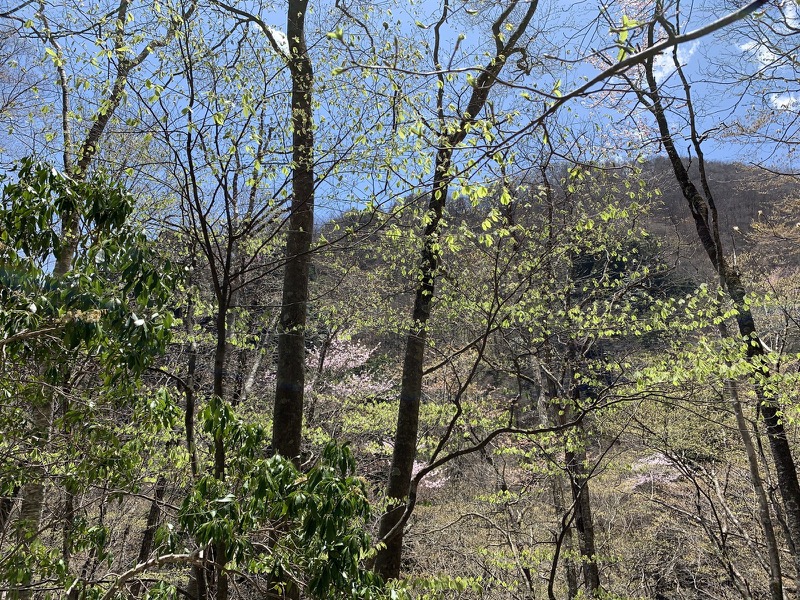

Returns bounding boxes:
[272,0,315,462]
[375,0,540,578]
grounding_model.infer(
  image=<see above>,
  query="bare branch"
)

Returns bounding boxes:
[99,552,201,600]
[520,0,769,134]
[0,327,60,347]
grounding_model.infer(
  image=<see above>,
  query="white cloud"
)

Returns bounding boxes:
[652,41,699,83]
[250,22,290,57]
[770,92,799,110]
[784,0,800,30]
[740,40,779,67]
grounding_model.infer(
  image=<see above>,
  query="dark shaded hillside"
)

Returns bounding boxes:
[318,159,800,278]
[641,157,799,248]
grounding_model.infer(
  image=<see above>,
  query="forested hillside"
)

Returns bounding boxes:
[2,0,800,598]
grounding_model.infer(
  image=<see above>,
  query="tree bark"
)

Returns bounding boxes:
[130,475,167,598]
[563,262,600,595]
[565,432,600,595]
[551,476,580,599]
[540,368,580,599]
[0,486,18,536]
[15,386,53,600]
[213,304,228,481]
[272,0,314,463]
[185,276,200,479]
[728,379,783,600]
[553,360,600,595]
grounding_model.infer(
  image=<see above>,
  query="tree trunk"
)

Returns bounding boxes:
[16,396,51,535]
[213,305,228,481]
[374,3,539,578]
[554,359,600,595]
[565,432,600,595]
[563,258,601,596]
[728,380,783,600]
[130,475,167,598]
[15,213,78,600]
[187,563,209,600]
[0,486,18,536]
[211,295,230,600]
[374,282,433,578]
[551,476,580,600]
[62,481,75,596]
[272,0,314,463]
[540,370,580,599]
[15,387,53,600]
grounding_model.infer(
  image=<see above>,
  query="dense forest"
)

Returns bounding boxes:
[2,0,800,598]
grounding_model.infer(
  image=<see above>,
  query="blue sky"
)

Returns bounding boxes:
[1,0,797,216]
